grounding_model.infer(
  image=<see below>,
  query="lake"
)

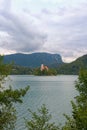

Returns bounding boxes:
[5,75,78,130]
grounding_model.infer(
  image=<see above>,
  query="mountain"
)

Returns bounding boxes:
[3,53,87,75]
[4,52,63,68]
[57,54,87,75]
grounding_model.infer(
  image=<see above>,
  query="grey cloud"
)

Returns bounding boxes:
[0,9,47,53]
[0,0,87,62]
[41,8,52,15]
[40,4,87,61]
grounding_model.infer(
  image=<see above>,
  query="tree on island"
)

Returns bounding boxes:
[0,56,29,130]
[34,64,57,76]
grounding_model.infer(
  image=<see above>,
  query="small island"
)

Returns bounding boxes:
[34,64,57,76]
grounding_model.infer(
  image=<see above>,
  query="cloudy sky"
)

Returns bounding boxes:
[0,0,87,62]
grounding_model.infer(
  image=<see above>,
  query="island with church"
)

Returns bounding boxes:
[34,64,57,76]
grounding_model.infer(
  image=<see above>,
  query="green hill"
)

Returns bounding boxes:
[57,54,87,75]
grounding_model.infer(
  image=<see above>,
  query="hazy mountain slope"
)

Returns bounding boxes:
[4,52,63,68]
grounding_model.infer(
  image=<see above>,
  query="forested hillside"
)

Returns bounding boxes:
[4,53,63,68]
[3,53,87,75]
[57,54,87,74]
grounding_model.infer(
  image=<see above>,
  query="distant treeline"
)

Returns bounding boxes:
[11,65,33,75]
[11,65,57,75]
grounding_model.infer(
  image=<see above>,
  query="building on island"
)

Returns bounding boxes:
[40,64,48,71]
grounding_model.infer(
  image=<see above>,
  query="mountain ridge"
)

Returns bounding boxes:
[2,53,87,75]
[4,52,63,68]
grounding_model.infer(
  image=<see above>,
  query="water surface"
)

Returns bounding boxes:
[6,75,78,130]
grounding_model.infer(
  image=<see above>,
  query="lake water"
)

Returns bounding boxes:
[5,75,78,130]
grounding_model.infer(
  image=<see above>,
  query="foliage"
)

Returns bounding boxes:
[62,69,87,130]
[11,65,33,75]
[0,56,29,130]
[25,69,87,130]
[25,104,60,130]
[0,56,12,84]
[57,55,87,75]
[34,68,57,76]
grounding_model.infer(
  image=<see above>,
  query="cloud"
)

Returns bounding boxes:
[0,0,11,12]
[0,8,47,53]
[0,0,87,62]
[39,3,87,62]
